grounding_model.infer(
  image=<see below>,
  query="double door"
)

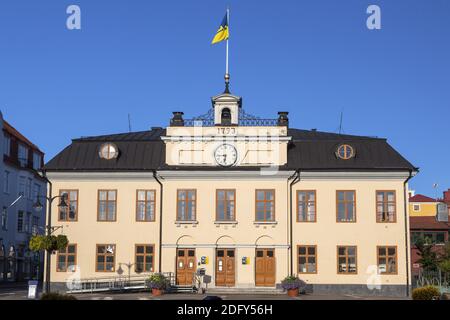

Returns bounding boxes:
[215,249,235,287]
[176,249,196,285]
[255,249,275,287]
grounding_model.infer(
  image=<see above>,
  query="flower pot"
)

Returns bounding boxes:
[287,288,299,297]
[152,288,163,296]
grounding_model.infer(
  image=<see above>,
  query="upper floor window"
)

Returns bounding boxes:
[337,191,356,222]
[377,246,397,274]
[177,190,196,221]
[297,191,316,222]
[337,246,357,274]
[18,176,25,196]
[255,190,275,222]
[3,171,9,194]
[216,189,236,221]
[98,190,117,221]
[32,153,42,170]
[376,191,396,222]
[32,184,40,202]
[3,133,10,156]
[413,204,420,212]
[59,190,78,221]
[18,144,28,167]
[31,216,39,235]
[136,190,155,222]
[26,178,32,200]
[57,244,77,272]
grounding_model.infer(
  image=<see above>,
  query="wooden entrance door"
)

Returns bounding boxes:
[255,249,275,287]
[176,248,196,285]
[216,249,235,287]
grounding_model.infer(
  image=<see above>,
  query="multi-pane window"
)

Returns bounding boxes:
[18,177,25,196]
[136,190,155,221]
[17,211,24,232]
[33,184,40,202]
[298,245,317,273]
[376,191,396,222]
[337,191,356,222]
[26,178,32,200]
[24,212,31,233]
[377,246,397,274]
[96,244,116,272]
[411,231,447,245]
[297,191,316,222]
[3,171,9,194]
[18,144,28,167]
[177,190,196,221]
[216,189,236,221]
[32,216,39,235]
[337,246,357,274]
[59,190,78,221]
[33,153,42,170]
[255,190,275,222]
[57,244,77,272]
[3,133,10,156]
[98,190,117,221]
[135,244,154,272]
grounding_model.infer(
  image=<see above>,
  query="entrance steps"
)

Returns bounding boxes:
[169,285,198,294]
[206,287,285,295]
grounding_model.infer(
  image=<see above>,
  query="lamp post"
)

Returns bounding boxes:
[32,193,68,293]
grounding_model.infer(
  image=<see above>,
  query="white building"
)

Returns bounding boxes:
[0,111,47,282]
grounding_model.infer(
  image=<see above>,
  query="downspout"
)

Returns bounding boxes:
[153,170,164,273]
[288,170,300,275]
[403,169,413,297]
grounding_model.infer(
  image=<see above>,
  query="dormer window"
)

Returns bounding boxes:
[18,144,28,167]
[336,144,355,160]
[99,143,119,160]
[221,108,232,125]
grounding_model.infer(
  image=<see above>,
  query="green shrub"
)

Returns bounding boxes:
[412,286,440,300]
[148,273,170,290]
[40,292,77,300]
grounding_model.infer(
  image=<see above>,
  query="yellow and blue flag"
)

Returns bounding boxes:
[211,12,229,44]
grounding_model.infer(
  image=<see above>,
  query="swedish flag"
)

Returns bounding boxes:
[211,13,229,44]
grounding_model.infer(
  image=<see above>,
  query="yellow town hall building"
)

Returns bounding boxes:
[44,83,417,296]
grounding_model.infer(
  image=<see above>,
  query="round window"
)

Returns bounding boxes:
[336,144,355,160]
[99,143,119,160]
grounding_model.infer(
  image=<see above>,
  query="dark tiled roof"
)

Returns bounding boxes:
[410,216,450,230]
[3,120,44,154]
[44,128,416,172]
[409,194,437,203]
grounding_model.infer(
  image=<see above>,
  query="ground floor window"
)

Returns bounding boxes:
[96,244,116,272]
[298,245,317,273]
[135,244,154,272]
[377,246,397,274]
[337,246,357,274]
[57,244,77,272]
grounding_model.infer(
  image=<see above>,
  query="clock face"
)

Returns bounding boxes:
[214,144,238,167]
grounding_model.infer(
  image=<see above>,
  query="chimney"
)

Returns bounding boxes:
[170,112,184,127]
[277,112,289,127]
[443,189,450,203]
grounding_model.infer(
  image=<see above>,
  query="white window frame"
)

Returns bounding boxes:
[3,171,9,194]
[18,144,28,167]
[3,133,10,156]
[413,204,421,212]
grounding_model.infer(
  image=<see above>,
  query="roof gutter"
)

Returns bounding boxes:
[288,170,300,275]
[403,169,414,297]
[152,170,164,273]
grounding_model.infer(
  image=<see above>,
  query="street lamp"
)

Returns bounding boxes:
[32,193,68,293]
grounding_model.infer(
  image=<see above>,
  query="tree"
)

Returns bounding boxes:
[414,237,439,272]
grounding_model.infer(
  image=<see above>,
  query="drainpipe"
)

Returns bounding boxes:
[288,170,300,275]
[403,169,414,297]
[153,170,164,273]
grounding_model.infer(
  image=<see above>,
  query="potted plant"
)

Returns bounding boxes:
[148,273,170,296]
[281,275,306,297]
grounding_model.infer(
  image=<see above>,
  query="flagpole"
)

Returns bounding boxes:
[224,7,230,93]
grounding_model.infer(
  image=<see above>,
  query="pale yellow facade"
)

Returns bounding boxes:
[409,201,437,217]
[45,91,414,296]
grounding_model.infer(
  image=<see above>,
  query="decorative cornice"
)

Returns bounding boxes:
[299,171,417,180]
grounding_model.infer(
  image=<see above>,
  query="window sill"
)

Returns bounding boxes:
[175,220,199,225]
[253,221,277,225]
[214,221,238,225]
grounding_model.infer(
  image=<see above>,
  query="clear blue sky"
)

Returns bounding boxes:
[0,0,449,197]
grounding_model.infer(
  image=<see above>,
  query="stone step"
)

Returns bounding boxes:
[206,287,285,295]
